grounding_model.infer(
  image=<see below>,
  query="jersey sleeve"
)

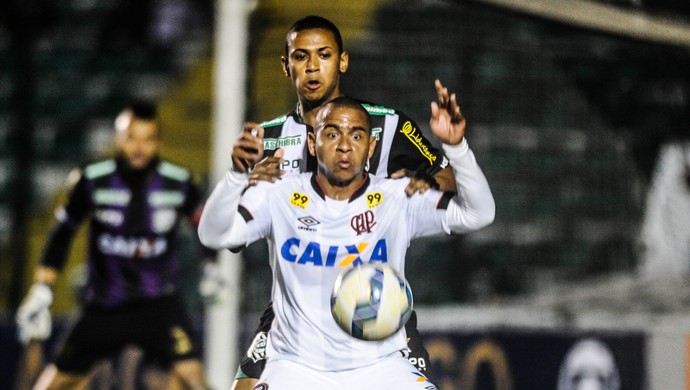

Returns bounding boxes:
[40,168,91,270]
[407,139,495,239]
[198,170,271,251]
[405,187,449,239]
[387,111,448,177]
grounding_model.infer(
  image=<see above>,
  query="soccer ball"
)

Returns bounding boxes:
[330,263,413,341]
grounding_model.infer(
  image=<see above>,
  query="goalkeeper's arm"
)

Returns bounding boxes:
[16,169,86,343]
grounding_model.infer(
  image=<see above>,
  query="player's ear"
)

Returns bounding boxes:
[368,136,377,160]
[339,51,349,74]
[307,131,317,156]
[281,56,290,77]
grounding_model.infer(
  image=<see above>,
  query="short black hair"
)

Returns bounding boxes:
[315,96,372,132]
[285,15,344,57]
[125,99,158,120]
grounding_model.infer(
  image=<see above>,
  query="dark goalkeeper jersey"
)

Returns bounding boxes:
[41,156,202,308]
[260,100,449,177]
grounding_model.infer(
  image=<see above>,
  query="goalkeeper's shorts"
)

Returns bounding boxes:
[53,293,201,373]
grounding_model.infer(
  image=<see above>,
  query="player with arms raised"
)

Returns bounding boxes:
[198,95,494,389]
[225,15,458,389]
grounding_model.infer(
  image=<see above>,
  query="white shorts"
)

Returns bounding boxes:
[255,356,438,390]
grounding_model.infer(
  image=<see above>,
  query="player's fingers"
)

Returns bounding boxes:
[405,177,431,197]
[391,168,411,179]
[248,166,278,183]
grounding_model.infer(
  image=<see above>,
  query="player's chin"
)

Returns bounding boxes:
[127,157,153,170]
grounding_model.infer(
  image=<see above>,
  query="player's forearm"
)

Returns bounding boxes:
[40,217,78,272]
[198,170,250,249]
[443,140,495,232]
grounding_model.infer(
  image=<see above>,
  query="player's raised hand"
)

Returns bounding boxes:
[248,148,285,187]
[232,122,265,173]
[430,79,466,145]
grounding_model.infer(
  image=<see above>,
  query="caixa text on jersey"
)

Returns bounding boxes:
[97,233,167,259]
[280,238,388,267]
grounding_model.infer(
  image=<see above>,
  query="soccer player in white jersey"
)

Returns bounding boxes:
[231,17,455,388]
[198,95,494,389]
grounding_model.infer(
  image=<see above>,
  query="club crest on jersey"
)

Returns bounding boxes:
[351,210,376,235]
[290,192,310,209]
[400,121,438,165]
[280,238,388,267]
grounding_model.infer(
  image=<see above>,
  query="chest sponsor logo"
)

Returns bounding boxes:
[263,135,303,151]
[280,238,387,267]
[351,210,376,235]
[290,192,309,209]
[400,121,437,165]
[98,233,167,259]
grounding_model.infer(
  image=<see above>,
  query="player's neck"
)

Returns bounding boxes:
[315,172,367,201]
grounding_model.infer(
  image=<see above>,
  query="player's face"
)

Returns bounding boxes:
[309,106,375,188]
[282,28,348,108]
[118,118,160,169]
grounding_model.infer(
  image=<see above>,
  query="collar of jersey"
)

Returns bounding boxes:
[310,173,371,202]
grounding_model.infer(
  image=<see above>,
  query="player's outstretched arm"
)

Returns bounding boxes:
[431,80,495,232]
[199,124,266,250]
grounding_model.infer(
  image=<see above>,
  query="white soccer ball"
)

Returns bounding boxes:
[330,263,413,341]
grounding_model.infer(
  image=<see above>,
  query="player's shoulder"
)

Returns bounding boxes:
[253,172,306,192]
[367,175,409,198]
[81,157,117,180]
[355,99,412,123]
[156,159,192,182]
[259,109,301,130]
[260,114,289,129]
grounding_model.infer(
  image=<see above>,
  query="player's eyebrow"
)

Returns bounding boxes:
[292,46,334,54]
[323,123,368,133]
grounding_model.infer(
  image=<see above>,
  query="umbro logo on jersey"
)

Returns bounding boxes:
[298,216,320,232]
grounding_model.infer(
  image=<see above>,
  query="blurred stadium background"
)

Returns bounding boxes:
[3,0,690,388]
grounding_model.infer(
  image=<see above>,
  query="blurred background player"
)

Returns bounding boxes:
[198,95,494,389]
[15,100,210,390]
[230,15,457,390]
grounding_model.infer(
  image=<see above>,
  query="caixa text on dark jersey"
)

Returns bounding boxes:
[97,233,167,259]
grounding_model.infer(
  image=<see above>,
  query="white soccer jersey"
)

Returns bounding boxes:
[198,140,495,371]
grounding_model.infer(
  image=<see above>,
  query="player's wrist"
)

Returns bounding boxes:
[442,138,469,156]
